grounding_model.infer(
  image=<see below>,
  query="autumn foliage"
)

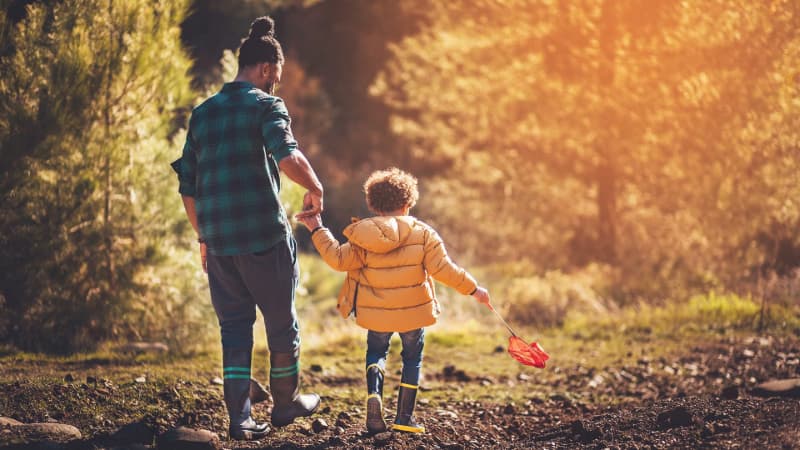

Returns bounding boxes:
[372,0,800,302]
[1,0,799,352]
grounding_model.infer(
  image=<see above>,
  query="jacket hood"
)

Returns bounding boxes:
[344,216,418,254]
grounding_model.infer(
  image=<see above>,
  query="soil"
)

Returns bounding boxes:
[1,334,799,449]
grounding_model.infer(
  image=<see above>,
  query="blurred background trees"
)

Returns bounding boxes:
[1,0,798,353]
[0,0,200,352]
[372,0,800,302]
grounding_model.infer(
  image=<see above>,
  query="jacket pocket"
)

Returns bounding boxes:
[352,281,359,317]
[337,277,358,319]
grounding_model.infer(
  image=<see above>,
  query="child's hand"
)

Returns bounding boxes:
[472,286,491,308]
[296,213,323,232]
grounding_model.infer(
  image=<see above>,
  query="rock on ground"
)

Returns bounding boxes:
[373,431,393,445]
[720,385,739,400]
[0,422,82,447]
[156,426,220,450]
[657,406,694,429]
[751,378,800,398]
[0,417,22,427]
[311,418,328,433]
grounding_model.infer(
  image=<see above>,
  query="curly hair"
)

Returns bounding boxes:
[364,168,419,214]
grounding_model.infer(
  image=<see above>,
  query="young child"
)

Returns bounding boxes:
[297,167,491,434]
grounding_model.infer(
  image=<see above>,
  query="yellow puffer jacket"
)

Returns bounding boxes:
[311,216,477,332]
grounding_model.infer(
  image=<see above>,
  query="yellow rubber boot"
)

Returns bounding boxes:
[392,383,425,433]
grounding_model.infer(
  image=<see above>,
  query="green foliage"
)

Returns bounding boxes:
[685,293,760,329]
[488,264,620,328]
[291,253,358,348]
[371,0,800,303]
[3,0,799,354]
[0,0,198,353]
[562,292,800,340]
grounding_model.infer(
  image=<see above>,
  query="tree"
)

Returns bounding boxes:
[0,0,198,352]
[372,0,800,298]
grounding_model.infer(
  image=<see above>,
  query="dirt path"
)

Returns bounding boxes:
[1,334,798,449]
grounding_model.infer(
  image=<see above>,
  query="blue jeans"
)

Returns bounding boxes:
[366,328,425,385]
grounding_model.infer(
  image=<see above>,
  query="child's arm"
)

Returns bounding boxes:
[422,228,480,296]
[297,214,364,271]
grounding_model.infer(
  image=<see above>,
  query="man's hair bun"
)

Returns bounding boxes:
[238,15,283,68]
[249,16,275,39]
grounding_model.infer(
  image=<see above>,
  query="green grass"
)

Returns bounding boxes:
[3,253,799,440]
[563,291,800,341]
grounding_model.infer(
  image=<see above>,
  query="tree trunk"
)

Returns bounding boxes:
[104,154,114,289]
[103,0,115,291]
[596,161,617,262]
[595,0,618,263]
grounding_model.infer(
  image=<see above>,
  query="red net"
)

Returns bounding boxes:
[508,336,550,368]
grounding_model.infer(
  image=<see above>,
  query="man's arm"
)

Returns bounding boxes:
[181,195,208,273]
[181,195,207,273]
[173,125,200,235]
[278,150,324,218]
[181,195,200,236]
[172,126,207,272]
[262,98,324,218]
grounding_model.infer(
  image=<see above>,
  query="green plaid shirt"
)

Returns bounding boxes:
[172,81,297,256]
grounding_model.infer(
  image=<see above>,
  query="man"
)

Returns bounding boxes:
[172,16,322,440]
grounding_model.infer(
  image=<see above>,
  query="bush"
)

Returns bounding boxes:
[485,264,620,328]
[562,292,800,339]
[0,0,194,353]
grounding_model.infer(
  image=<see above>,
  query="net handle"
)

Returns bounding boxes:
[488,304,518,337]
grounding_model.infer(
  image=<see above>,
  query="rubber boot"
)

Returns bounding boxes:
[392,383,425,433]
[269,349,321,427]
[365,364,387,434]
[222,348,269,440]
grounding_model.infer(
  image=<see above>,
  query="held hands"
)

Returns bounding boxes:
[472,286,491,308]
[295,190,323,219]
[297,213,323,232]
[295,189,323,231]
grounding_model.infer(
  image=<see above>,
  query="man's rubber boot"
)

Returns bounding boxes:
[392,383,425,433]
[365,364,387,434]
[223,348,270,440]
[269,349,321,427]
[229,417,270,440]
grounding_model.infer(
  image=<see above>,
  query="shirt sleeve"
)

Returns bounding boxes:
[261,97,298,163]
[172,129,197,197]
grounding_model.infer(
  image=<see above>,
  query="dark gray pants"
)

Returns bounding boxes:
[206,235,300,427]
[207,234,300,353]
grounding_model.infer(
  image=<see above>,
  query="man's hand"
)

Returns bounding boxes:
[296,213,323,232]
[296,190,323,218]
[472,286,491,307]
[200,242,207,273]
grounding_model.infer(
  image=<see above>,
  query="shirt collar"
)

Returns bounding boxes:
[222,81,256,92]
